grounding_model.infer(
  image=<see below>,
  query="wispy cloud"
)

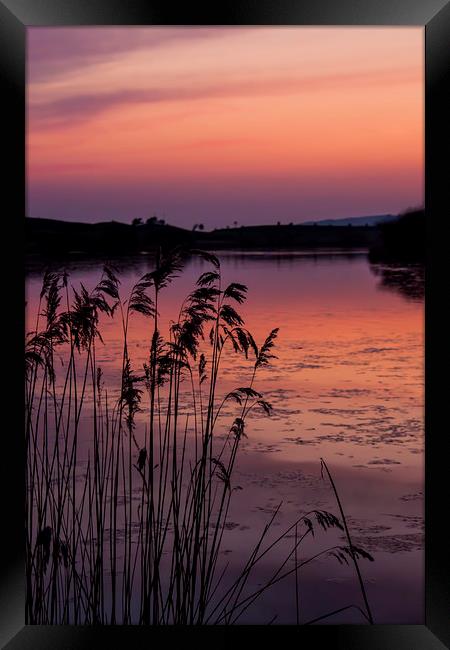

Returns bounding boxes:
[29,66,420,129]
[28,27,242,83]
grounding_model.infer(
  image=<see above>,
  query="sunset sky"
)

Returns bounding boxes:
[27,27,424,228]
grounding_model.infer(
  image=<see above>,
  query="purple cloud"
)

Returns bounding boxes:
[27,27,248,83]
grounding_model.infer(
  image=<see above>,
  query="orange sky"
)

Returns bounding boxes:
[27,27,424,227]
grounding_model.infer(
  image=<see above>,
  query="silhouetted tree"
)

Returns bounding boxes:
[369,208,424,263]
[132,218,143,226]
[146,216,158,226]
[198,223,204,231]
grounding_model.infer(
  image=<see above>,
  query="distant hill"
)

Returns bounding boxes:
[25,217,196,256]
[26,216,382,258]
[303,214,397,227]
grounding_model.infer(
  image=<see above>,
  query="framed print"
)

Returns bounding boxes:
[1,1,449,648]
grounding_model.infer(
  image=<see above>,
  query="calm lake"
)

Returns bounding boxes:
[26,250,424,624]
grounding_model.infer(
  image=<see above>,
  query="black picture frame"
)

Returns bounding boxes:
[1,1,449,648]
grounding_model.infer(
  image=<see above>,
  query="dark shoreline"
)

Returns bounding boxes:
[26,216,382,256]
[26,209,424,267]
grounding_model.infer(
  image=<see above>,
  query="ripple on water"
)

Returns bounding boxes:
[351,533,424,554]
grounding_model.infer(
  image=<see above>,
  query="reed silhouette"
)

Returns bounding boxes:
[25,249,374,625]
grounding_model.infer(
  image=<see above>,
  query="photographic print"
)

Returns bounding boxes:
[25,26,425,626]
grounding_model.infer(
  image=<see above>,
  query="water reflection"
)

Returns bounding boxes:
[370,263,424,302]
[26,248,368,277]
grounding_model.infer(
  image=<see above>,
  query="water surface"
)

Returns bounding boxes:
[26,250,424,624]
